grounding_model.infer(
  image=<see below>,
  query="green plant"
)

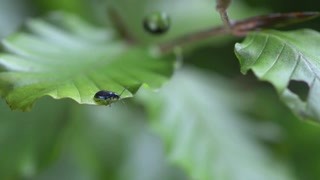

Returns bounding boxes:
[0,0,319,180]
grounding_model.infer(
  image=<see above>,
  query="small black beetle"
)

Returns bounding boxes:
[93,88,126,106]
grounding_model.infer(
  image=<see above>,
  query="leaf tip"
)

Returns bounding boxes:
[234,43,249,74]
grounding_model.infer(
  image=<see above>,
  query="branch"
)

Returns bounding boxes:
[216,0,232,30]
[158,11,320,54]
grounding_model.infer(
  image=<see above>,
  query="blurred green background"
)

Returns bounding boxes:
[0,0,320,180]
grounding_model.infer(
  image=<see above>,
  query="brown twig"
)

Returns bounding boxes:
[231,11,320,36]
[216,0,232,30]
[158,11,320,54]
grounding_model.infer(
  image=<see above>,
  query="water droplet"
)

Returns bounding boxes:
[143,12,170,35]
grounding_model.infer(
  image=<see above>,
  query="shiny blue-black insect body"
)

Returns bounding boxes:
[93,89,125,106]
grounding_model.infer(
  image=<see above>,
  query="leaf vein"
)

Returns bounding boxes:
[262,43,286,77]
[288,53,301,81]
[70,80,82,102]
[252,35,269,66]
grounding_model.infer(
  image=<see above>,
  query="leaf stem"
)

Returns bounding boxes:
[216,0,232,30]
[107,7,138,45]
[158,11,320,54]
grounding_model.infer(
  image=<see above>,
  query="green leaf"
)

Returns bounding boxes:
[0,98,70,179]
[139,67,295,180]
[0,12,175,111]
[235,29,320,122]
[64,104,186,180]
[0,97,185,180]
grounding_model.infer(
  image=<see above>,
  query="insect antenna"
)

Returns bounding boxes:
[119,87,127,97]
[118,88,128,110]
[119,87,128,108]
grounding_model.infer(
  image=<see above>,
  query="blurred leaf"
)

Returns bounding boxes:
[32,103,186,180]
[33,0,86,15]
[32,0,103,25]
[0,97,186,180]
[0,12,175,111]
[139,67,295,180]
[0,98,70,179]
[235,29,320,122]
[246,85,320,180]
[0,0,33,39]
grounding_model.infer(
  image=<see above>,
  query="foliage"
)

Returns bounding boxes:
[235,29,320,122]
[0,0,320,180]
[139,68,294,180]
[0,12,174,110]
